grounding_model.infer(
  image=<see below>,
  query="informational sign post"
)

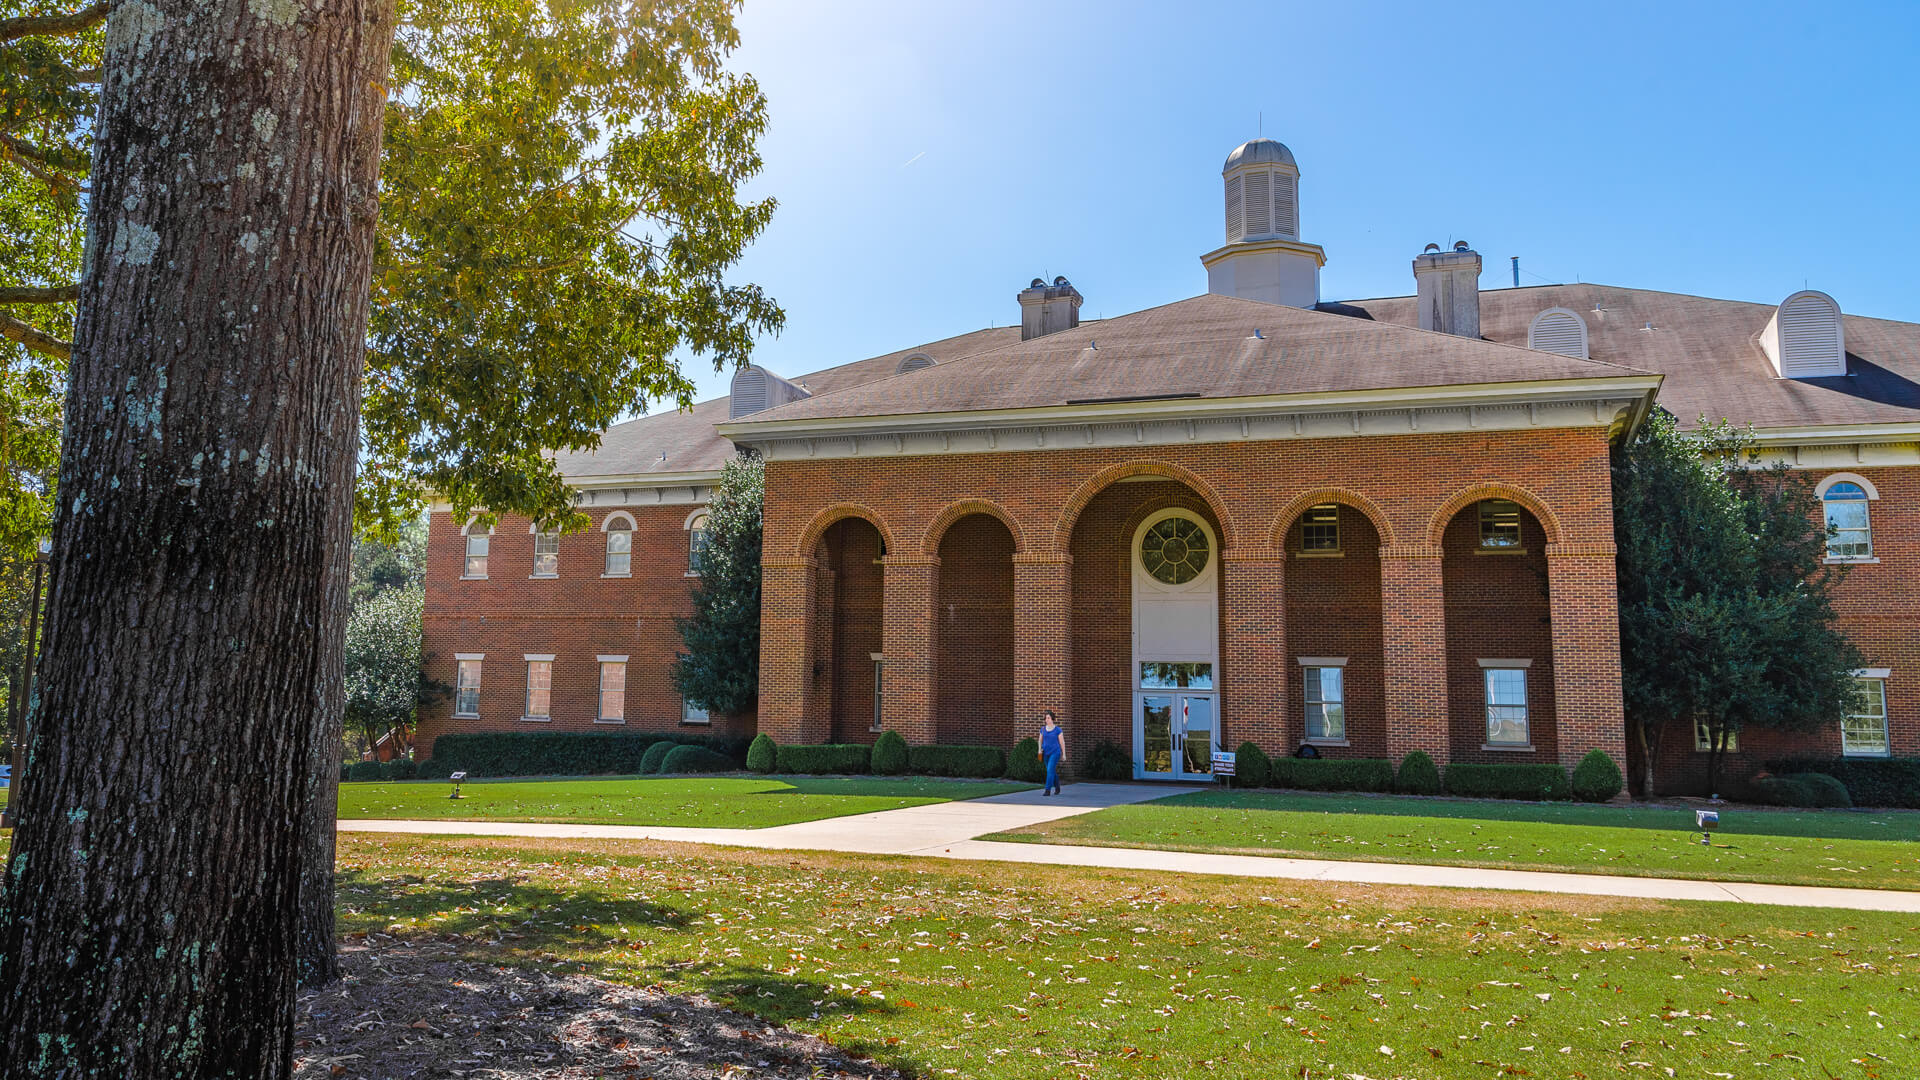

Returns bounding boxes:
[1211,751,1236,778]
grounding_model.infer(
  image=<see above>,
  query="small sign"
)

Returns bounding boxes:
[1210,751,1236,776]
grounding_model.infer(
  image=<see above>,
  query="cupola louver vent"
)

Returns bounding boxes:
[1760,290,1845,378]
[728,365,810,420]
[1527,308,1590,359]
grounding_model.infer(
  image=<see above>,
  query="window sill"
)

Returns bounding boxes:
[519,716,552,723]
[684,571,702,578]
[529,573,558,580]
[594,717,626,725]
[1304,738,1350,747]
[1825,556,1879,564]
[1842,749,1891,759]
[459,574,488,581]
[601,572,631,579]
[452,712,480,720]
[680,719,711,726]
[1481,743,1535,752]
[1473,547,1529,556]
[1295,550,1344,559]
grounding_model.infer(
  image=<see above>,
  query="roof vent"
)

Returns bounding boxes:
[1413,242,1481,338]
[897,352,935,374]
[1527,307,1590,358]
[1759,290,1845,378]
[728,364,811,420]
[1017,275,1083,341]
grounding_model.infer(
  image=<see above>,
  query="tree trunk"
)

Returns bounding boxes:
[0,0,391,1074]
[298,495,353,989]
[1633,719,1656,799]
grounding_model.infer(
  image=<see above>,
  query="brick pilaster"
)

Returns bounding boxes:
[1221,547,1287,752]
[1013,553,1073,729]
[1546,543,1629,774]
[880,555,940,742]
[759,556,823,743]
[1380,543,1449,765]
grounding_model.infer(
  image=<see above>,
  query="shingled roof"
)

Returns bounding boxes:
[1331,284,1920,433]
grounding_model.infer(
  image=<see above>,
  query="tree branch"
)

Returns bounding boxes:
[0,1,109,44]
[0,313,72,361]
[0,285,80,305]
[0,132,83,197]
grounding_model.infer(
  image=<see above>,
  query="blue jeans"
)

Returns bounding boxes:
[1044,752,1061,792]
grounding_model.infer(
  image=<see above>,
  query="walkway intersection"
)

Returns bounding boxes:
[340,783,1920,913]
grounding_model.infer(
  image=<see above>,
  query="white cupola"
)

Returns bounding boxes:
[1200,138,1326,308]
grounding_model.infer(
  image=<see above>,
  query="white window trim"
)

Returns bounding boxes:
[1481,663,1532,750]
[1819,474,1877,562]
[1843,672,1892,758]
[681,696,712,726]
[1301,660,1348,745]
[871,651,885,732]
[453,655,484,718]
[1477,658,1533,668]
[460,520,492,580]
[521,656,554,722]
[602,511,636,578]
[685,510,711,578]
[1297,656,1347,667]
[602,511,639,532]
[596,657,628,724]
[529,525,560,579]
[1815,472,1881,500]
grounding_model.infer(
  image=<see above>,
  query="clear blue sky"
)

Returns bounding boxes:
[671,0,1920,406]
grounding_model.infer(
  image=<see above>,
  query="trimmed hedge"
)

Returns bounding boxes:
[871,730,910,775]
[1766,756,1920,808]
[775,743,872,775]
[640,740,677,775]
[908,744,1007,778]
[1751,774,1822,808]
[420,731,747,779]
[1783,772,1852,808]
[1008,737,1045,783]
[1570,749,1625,803]
[1083,739,1132,781]
[1394,750,1442,796]
[341,759,420,782]
[1444,762,1571,801]
[745,733,777,774]
[1268,757,1394,793]
[1234,742,1272,789]
[661,745,738,774]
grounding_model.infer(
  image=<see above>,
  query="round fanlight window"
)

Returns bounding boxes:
[1140,516,1210,584]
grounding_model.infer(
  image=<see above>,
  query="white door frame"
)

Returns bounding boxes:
[1129,509,1220,781]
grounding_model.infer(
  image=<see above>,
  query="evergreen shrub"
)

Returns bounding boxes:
[907,745,1006,778]
[1766,757,1920,808]
[870,730,909,775]
[1233,742,1272,789]
[1083,739,1132,781]
[745,733,777,774]
[1443,762,1572,801]
[1394,750,1442,796]
[1008,737,1045,783]
[775,743,872,775]
[661,745,738,774]
[1569,750,1624,802]
[1267,757,1394,792]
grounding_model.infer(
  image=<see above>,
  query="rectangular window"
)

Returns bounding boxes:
[1304,665,1345,741]
[523,658,552,719]
[1139,662,1215,690]
[463,533,489,578]
[454,657,482,717]
[532,532,559,577]
[1300,504,1341,553]
[605,529,632,576]
[1479,500,1523,550]
[1694,719,1738,753]
[597,660,626,722]
[682,696,710,725]
[871,658,885,731]
[1843,677,1890,756]
[688,516,709,575]
[1484,667,1529,745]
[1824,492,1872,559]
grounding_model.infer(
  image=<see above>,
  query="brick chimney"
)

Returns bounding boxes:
[1018,276,1083,341]
[1413,241,1482,339]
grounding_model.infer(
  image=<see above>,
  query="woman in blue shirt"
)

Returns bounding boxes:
[1039,710,1066,796]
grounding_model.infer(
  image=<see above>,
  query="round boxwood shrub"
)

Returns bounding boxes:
[1234,742,1271,789]
[871,730,909,776]
[1784,772,1852,808]
[640,739,678,775]
[1008,737,1045,783]
[745,733,777,774]
[1570,749,1624,802]
[1394,750,1442,795]
[1751,774,1819,807]
[661,744,737,774]
[1083,739,1132,781]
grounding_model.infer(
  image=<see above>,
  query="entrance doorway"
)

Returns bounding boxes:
[1138,689,1218,779]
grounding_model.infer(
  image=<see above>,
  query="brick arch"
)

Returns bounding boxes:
[795,502,895,558]
[1050,459,1238,553]
[921,498,1025,556]
[1269,487,1398,549]
[1426,482,1564,546]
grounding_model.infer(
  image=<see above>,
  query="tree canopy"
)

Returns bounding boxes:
[673,453,761,716]
[1613,408,1862,795]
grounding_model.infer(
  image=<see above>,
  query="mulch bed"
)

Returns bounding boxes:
[294,937,903,1079]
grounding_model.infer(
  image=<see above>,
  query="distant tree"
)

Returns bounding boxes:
[1613,409,1862,795]
[674,454,762,715]
[349,517,427,604]
[344,585,441,757]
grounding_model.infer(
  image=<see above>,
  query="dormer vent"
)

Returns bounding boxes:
[1759,290,1845,378]
[897,352,935,374]
[1527,308,1590,358]
[728,364,811,420]
[1018,275,1083,340]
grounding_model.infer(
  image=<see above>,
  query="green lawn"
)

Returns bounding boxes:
[986,789,1920,890]
[338,774,1033,829]
[338,833,1920,1079]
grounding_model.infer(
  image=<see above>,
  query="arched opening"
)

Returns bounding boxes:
[1069,479,1225,779]
[1441,498,1555,761]
[1281,503,1384,757]
[815,517,885,744]
[934,514,1015,745]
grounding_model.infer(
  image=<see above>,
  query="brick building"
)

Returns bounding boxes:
[418,139,1918,793]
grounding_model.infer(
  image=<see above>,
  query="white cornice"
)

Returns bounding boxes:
[719,376,1660,464]
[1197,235,1328,269]
[1747,422,1920,446]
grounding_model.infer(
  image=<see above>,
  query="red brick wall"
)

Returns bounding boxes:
[821,518,884,744]
[415,505,751,759]
[1442,505,1558,764]
[933,514,1015,745]
[1282,506,1385,758]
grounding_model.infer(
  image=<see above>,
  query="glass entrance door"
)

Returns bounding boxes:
[1137,692,1218,780]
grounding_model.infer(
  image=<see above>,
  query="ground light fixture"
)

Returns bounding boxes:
[449,771,468,800]
[1696,809,1720,846]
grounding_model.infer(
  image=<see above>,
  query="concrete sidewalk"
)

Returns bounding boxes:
[339,782,1920,913]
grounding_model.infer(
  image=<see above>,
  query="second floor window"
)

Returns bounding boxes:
[532,531,559,577]
[688,514,710,574]
[1823,482,1872,559]
[605,526,632,576]
[463,531,489,578]
[1479,500,1523,550]
[1301,504,1340,552]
